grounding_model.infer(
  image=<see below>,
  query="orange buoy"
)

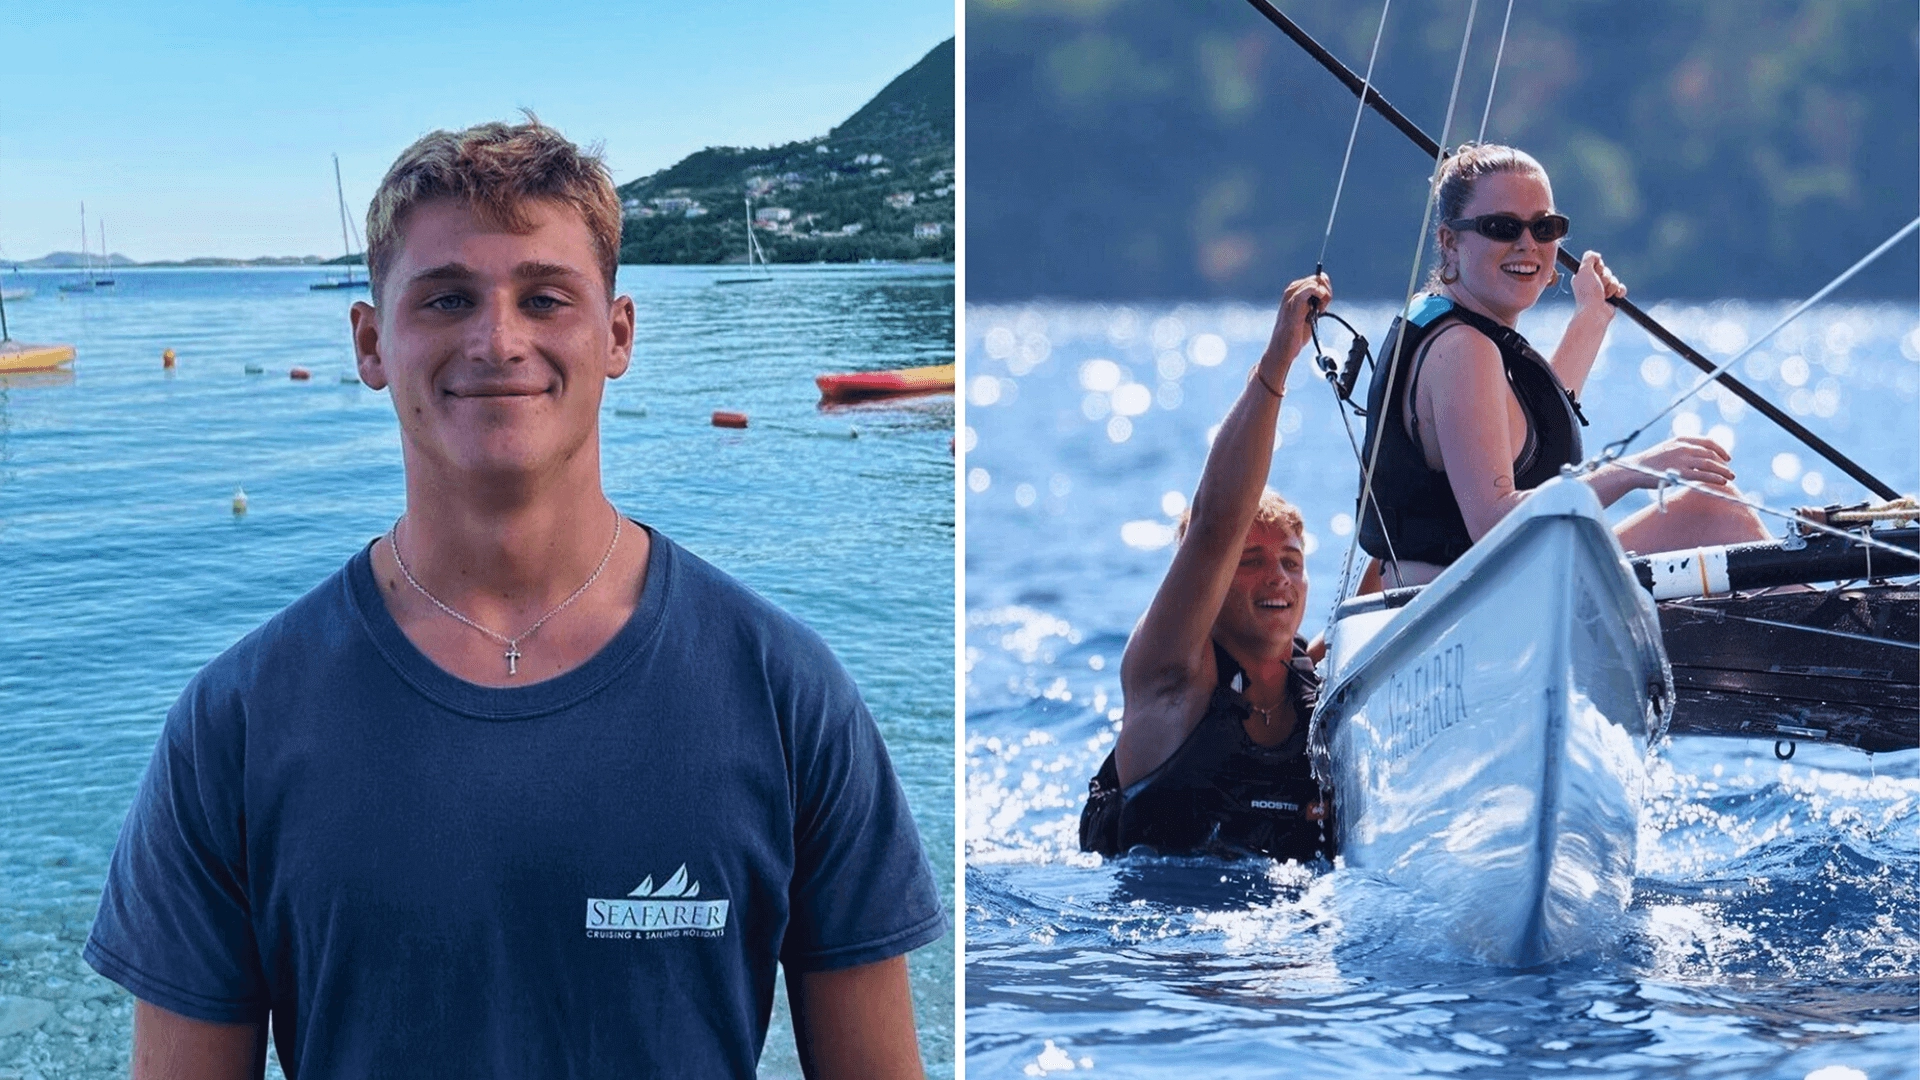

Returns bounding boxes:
[289,367,312,381]
[162,348,176,369]
[711,410,749,429]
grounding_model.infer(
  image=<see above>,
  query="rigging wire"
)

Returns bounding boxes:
[1346,0,1482,602]
[1671,605,1920,653]
[1610,458,1920,561]
[1475,0,1516,143]
[1588,214,1920,469]
[1316,0,1395,275]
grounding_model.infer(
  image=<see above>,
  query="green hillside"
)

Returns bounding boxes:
[618,39,955,265]
[966,1,1916,300]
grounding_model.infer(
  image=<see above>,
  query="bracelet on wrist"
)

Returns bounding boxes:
[1249,364,1284,399]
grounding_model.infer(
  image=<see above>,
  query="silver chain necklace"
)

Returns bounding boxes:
[387,509,622,677]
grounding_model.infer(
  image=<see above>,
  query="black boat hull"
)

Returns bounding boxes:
[1660,586,1919,753]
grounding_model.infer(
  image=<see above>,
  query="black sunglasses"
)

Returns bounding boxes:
[1444,213,1571,244]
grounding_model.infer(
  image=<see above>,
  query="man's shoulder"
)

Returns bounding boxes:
[652,533,857,711]
[657,535,836,656]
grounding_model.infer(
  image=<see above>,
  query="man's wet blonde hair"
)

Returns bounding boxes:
[1173,489,1305,545]
[365,114,622,303]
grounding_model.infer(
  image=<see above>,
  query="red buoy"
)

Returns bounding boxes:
[711,410,749,429]
[289,367,312,381]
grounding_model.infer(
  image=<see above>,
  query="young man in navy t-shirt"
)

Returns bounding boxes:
[84,119,944,1078]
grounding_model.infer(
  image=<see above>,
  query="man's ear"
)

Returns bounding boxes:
[350,301,388,390]
[606,294,636,380]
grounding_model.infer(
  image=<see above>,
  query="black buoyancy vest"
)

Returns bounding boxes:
[1079,641,1333,862]
[1356,295,1587,566]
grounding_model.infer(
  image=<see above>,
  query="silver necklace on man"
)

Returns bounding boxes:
[387,509,622,676]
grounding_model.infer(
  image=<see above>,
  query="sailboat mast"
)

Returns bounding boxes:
[79,203,89,277]
[333,155,355,283]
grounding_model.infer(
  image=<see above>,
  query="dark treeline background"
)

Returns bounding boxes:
[967,0,1918,301]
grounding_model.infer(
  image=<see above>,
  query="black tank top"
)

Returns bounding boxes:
[1356,295,1587,566]
[1079,640,1333,862]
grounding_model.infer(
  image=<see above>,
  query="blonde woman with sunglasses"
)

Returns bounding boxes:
[1355,143,1767,590]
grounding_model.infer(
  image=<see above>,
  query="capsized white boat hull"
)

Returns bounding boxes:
[1316,476,1671,966]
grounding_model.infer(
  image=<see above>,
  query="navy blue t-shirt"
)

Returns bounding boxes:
[85,527,945,1078]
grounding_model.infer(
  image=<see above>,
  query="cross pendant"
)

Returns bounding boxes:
[504,642,521,676]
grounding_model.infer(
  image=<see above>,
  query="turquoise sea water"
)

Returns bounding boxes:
[0,264,955,1078]
[964,299,1918,1079]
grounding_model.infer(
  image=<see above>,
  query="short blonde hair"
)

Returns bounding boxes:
[365,115,622,303]
[1173,488,1305,544]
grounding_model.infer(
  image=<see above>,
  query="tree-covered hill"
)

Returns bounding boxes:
[967,0,1916,300]
[618,39,955,265]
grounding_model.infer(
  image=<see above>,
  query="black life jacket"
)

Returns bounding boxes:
[1079,640,1334,862]
[1356,295,1587,566]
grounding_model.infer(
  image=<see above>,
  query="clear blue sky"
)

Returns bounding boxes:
[0,1,954,262]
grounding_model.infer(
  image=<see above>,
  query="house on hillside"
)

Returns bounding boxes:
[886,192,916,209]
[914,223,945,239]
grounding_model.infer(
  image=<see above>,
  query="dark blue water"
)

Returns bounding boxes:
[0,264,954,1078]
[963,299,1918,1079]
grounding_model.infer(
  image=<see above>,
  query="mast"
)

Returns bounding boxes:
[79,203,89,279]
[333,154,356,284]
[98,219,113,284]
[743,198,755,268]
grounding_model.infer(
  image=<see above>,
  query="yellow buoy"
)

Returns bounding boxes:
[232,487,249,516]
[162,348,176,369]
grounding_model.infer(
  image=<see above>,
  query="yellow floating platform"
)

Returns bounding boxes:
[0,341,77,373]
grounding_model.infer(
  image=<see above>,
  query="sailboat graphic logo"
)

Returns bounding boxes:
[586,864,730,939]
[627,864,700,899]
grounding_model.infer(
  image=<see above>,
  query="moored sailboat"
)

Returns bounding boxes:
[58,203,98,294]
[94,220,115,287]
[311,155,369,290]
[714,198,775,286]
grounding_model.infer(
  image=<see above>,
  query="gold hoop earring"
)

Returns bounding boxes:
[1547,267,1561,287]
[1439,262,1459,285]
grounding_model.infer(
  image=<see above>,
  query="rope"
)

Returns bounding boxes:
[1349,0,1482,595]
[1610,459,1920,562]
[1316,0,1395,274]
[1476,0,1516,142]
[1829,498,1919,525]
[1593,214,1920,467]
[1315,323,1390,608]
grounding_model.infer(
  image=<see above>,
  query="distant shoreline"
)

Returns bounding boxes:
[4,260,953,273]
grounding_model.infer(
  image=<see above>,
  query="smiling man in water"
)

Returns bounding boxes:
[84,118,943,1077]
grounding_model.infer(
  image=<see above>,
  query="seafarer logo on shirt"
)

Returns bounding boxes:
[585,865,730,940]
